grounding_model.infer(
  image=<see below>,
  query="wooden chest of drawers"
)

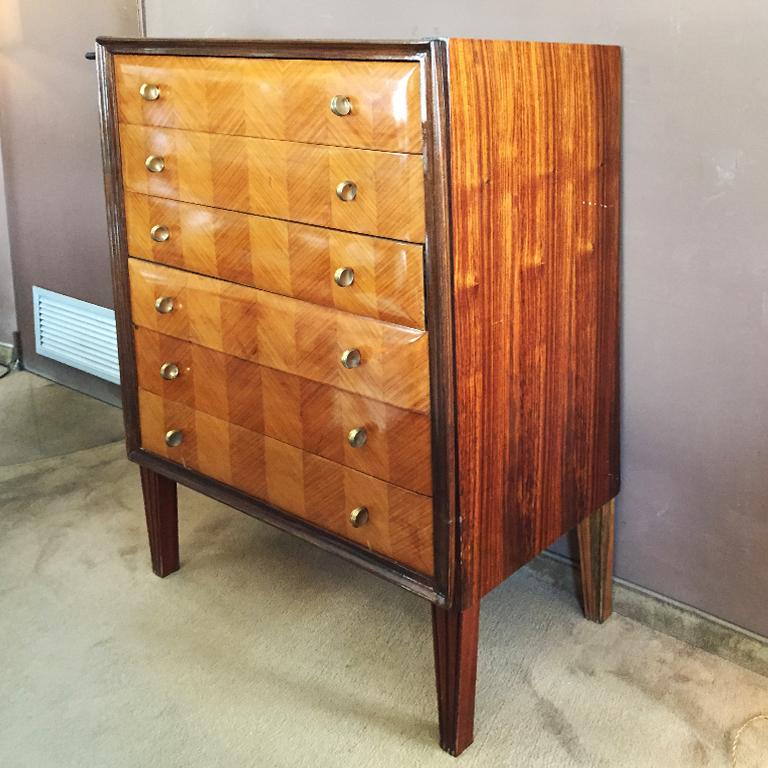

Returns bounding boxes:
[96,37,620,756]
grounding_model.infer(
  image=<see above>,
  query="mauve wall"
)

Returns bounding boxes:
[0,139,15,346]
[0,0,137,400]
[143,2,768,637]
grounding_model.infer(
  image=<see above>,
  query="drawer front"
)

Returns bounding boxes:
[129,259,430,413]
[139,389,434,575]
[115,55,423,154]
[135,328,433,495]
[119,125,425,243]
[125,192,425,329]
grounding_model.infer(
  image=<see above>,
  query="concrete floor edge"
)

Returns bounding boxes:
[533,551,768,678]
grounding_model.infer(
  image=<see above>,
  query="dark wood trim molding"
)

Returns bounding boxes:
[95,36,437,61]
[422,39,460,608]
[132,448,442,603]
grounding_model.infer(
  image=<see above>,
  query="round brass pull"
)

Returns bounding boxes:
[349,506,369,528]
[336,180,357,202]
[340,348,361,369]
[150,224,170,242]
[334,267,355,288]
[145,155,165,173]
[159,362,180,381]
[347,427,368,448]
[330,95,352,116]
[165,429,183,447]
[139,83,161,101]
[154,296,175,314]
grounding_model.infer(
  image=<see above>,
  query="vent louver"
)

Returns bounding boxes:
[32,286,120,384]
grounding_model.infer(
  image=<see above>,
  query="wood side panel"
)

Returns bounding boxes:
[129,259,430,413]
[138,389,434,575]
[448,40,621,600]
[119,124,426,243]
[125,192,425,328]
[115,55,423,154]
[134,327,433,495]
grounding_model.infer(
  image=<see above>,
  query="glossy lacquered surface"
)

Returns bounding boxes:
[125,192,425,328]
[128,259,430,413]
[119,124,426,242]
[448,39,621,600]
[115,54,423,154]
[135,327,432,494]
[138,388,434,574]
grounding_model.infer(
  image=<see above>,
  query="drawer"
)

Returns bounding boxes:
[135,328,433,495]
[129,259,430,413]
[119,125,425,243]
[125,192,425,329]
[115,55,423,154]
[138,389,434,575]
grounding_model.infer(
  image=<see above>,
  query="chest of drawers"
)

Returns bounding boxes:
[96,37,620,756]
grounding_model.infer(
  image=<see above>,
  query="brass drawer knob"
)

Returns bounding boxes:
[340,348,361,369]
[330,95,352,116]
[349,506,369,528]
[159,362,180,380]
[336,180,357,202]
[347,427,368,448]
[334,267,355,288]
[150,224,170,242]
[154,296,175,314]
[165,429,183,447]
[139,83,161,101]
[145,155,165,173]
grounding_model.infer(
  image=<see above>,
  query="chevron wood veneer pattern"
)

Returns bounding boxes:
[119,124,426,243]
[134,327,432,495]
[115,55,423,154]
[124,192,425,328]
[138,388,434,575]
[128,259,430,413]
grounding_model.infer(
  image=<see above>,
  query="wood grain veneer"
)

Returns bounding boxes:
[138,388,434,574]
[447,39,621,603]
[115,54,423,153]
[125,192,425,328]
[134,327,432,495]
[119,124,426,242]
[128,258,430,412]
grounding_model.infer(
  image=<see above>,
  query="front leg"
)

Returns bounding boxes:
[139,466,180,577]
[432,601,480,756]
[576,499,615,623]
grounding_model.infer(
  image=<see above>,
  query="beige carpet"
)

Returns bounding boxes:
[1,372,767,767]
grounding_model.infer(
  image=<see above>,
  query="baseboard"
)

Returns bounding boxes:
[0,341,15,367]
[529,551,768,678]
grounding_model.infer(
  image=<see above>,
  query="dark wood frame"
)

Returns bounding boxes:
[95,37,459,607]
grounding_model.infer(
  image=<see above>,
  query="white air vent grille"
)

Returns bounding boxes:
[33,286,120,384]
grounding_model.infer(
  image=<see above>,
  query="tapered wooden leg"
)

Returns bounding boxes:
[576,499,615,623]
[432,601,480,756]
[139,466,179,577]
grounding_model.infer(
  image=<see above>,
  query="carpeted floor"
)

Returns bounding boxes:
[1,371,767,767]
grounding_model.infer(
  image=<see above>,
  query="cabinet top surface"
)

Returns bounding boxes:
[95,37,620,55]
